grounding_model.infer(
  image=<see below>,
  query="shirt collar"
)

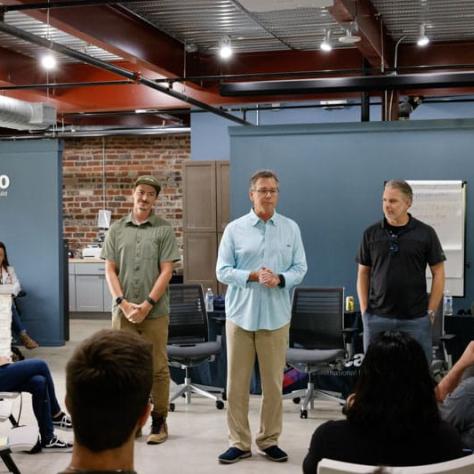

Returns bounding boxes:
[381,213,415,230]
[125,212,155,227]
[248,208,279,226]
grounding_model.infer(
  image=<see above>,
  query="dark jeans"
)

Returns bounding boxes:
[362,312,432,363]
[11,304,26,336]
[0,359,60,444]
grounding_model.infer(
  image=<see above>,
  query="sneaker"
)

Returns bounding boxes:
[52,412,72,430]
[19,332,39,350]
[218,447,252,464]
[146,414,168,445]
[42,435,73,453]
[260,445,288,462]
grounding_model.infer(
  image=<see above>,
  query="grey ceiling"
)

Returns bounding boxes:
[0,1,473,64]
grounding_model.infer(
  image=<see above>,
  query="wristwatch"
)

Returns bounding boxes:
[146,296,157,306]
[278,274,286,288]
[115,296,124,305]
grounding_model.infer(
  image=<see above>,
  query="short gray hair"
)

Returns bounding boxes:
[249,169,279,190]
[385,180,413,202]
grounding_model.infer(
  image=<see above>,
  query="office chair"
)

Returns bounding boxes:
[283,287,355,419]
[0,392,37,474]
[167,284,224,411]
[317,454,474,474]
[431,296,456,380]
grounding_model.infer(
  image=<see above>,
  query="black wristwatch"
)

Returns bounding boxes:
[278,274,285,288]
[146,296,157,306]
[115,296,125,305]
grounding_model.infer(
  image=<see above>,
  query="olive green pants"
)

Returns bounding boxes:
[112,313,170,418]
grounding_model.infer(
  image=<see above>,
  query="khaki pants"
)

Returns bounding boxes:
[226,320,289,451]
[112,313,170,418]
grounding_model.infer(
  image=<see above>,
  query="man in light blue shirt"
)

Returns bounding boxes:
[216,170,307,465]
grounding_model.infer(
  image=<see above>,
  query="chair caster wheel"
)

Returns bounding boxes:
[293,397,301,404]
[300,410,308,419]
[216,400,224,410]
[169,403,175,412]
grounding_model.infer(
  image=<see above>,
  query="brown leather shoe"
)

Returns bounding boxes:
[20,332,39,350]
[146,414,168,445]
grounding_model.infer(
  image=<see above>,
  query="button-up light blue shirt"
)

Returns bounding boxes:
[216,209,307,331]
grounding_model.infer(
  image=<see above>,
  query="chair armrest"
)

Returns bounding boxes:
[440,334,456,342]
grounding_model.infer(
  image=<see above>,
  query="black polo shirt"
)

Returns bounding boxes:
[356,215,446,319]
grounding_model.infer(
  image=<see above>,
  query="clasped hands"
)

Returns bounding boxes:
[254,267,280,288]
[120,300,152,324]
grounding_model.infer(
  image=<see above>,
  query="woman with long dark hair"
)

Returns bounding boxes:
[0,241,38,349]
[303,331,464,473]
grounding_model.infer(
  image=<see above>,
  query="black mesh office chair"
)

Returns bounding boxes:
[283,287,354,419]
[167,284,224,411]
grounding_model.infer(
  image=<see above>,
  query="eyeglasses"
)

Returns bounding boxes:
[254,188,279,195]
[388,233,399,255]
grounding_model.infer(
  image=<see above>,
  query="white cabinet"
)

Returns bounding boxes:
[69,261,112,312]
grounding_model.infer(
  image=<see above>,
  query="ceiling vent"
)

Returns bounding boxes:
[0,96,56,131]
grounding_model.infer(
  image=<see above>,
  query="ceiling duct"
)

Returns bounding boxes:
[0,96,56,130]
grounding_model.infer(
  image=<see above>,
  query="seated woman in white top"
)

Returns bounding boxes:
[0,242,39,349]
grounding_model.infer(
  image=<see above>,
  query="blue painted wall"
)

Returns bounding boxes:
[229,119,474,312]
[0,139,64,345]
[191,100,474,161]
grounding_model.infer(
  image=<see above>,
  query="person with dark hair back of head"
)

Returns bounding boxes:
[59,329,153,474]
[302,331,464,473]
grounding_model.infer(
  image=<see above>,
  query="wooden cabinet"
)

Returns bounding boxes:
[183,161,229,294]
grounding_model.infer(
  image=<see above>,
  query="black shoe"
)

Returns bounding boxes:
[42,435,73,453]
[261,445,288,462]
[218,447,252,464]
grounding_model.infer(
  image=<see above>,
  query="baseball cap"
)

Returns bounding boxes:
[134,175,161,195]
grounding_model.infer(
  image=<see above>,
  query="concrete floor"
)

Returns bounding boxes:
[1,319,344,474]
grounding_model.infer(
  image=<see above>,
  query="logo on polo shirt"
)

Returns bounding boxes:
[0,174,10,197]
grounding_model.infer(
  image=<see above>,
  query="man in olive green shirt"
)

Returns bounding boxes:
[101,175,180,445]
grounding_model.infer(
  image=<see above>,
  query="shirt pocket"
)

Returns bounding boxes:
[277,243,293,270]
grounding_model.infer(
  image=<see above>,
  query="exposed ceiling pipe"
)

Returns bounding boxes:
[0,95,56,130]
[0,126,190,140]
[0,0,146,13]
[0,80,133,91]
[220,71,474,96]
[0,21,251,126]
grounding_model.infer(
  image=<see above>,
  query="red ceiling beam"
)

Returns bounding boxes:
[2,0,186,78]
[329,0,394,70]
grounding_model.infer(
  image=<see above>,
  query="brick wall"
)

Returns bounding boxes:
[63,134,190,265]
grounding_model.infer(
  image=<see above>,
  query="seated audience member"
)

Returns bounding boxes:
[302,331,464,473]
[0,241,38,349]
[436,341,474,450]
[59,329,153,474]
[0,356,72,452]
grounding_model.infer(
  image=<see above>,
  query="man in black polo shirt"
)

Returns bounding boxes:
[356,180,446,362]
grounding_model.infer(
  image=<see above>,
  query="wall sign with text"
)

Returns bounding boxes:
[0,174,10,197]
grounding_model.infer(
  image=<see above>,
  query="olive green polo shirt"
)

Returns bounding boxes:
[101,212,180,319]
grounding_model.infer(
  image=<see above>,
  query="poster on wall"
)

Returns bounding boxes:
[407,180,466,297]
